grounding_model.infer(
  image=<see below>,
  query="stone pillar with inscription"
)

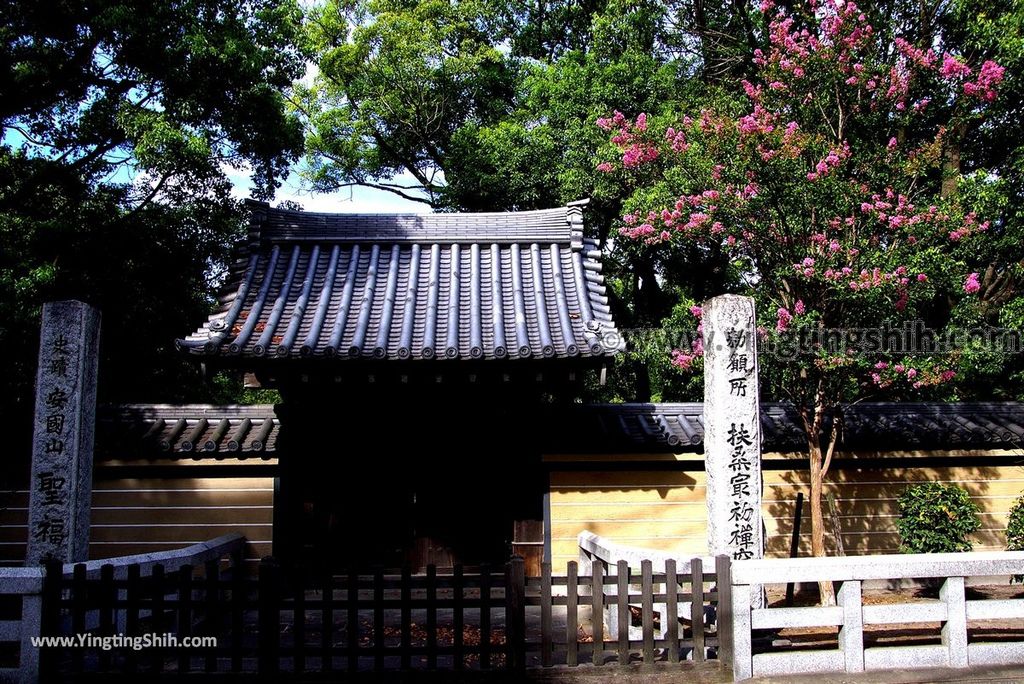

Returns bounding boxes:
[702,295,763,564]
[26,301,101,564]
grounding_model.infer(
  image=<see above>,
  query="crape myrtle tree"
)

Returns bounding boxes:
[597,0,1010,600]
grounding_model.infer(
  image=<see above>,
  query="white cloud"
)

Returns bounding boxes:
[272,169,434,213]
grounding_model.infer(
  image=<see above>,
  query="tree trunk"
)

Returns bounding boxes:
[941,123,965,198]
[807,437,836,606]
[803,399,837,607]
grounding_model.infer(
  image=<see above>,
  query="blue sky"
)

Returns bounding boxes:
[225,165,433,214]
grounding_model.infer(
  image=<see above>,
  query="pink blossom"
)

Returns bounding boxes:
[964,272,981,294]
[596,162,614,173]
[794,300,805,315]
[941,54,972,79]
[887,137,897,149]
[917,273,927,282]
[776,307,793,332]
[671,350,697,370]
[874,361,889,370]
[690,305,703,318]
[906,368,917,379]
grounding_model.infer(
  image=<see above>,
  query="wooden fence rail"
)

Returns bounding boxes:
[37,554,725,676]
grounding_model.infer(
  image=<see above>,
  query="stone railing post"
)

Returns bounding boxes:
[941,576,968,667]
[731,579,753,680]
[837,580,864,672]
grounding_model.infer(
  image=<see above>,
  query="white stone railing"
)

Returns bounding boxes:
[0,533,245,684]
[578,531,715,576]
[578,531,717,643]
[57,532,245,580]
[729,551,1024,680]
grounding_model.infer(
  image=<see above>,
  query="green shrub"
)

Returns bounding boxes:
[896,482,980,554]
[1008,493,1024,583]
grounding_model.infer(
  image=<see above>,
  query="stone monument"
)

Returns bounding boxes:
[26,301,101,564]
[702,294,763,562]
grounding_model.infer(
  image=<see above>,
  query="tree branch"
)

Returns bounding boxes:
[322,180,434,204]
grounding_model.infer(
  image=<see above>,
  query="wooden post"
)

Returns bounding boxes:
[373,567,384,671]
[566,561,578,667]
[480,563,492,669]
[641,560,654,664]
[294,572,306,674]
[204,559,219,673]
[591,560,603,665]
[506,557,526,672]
[99,564,114,672]
[827,492,847,556]
[150,564,165,673]
[39,558,63,681]
[453,565,465,670]
[399,566,410,671]
[690,558,705,663]
[72,563,86,673]
[426,565,437,669]
[321,571,334,672]
[125,564,140,674]
[177,564,193,674]
[665,559,680,663]
[257,559,280,675]
[346,569,358,673]
[540,562,552,667]
[616,560,629,667]
[230,559,244,673]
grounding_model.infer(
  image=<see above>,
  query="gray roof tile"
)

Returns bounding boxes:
[98,405,278,459]
[177,202,620,361]
[547,402,1024,452]
[98,402,1024,460]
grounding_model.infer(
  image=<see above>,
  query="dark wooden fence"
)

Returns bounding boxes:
[38,554,729,676]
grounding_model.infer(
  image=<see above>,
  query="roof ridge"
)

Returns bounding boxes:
[246,202,585,245]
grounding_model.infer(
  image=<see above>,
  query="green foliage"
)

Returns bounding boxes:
[1008,493,1024,582]
[0,0,308,468]
[896,483,981,554]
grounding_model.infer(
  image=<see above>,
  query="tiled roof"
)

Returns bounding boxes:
[97,402,1024,459]
[97,405,278,459]
[547,402,1024,452]
[176,201,621,361]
